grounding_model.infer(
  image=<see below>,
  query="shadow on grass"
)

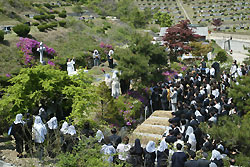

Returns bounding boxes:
[1,40,10,46]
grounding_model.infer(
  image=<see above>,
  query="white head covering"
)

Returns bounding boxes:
[47,117,58,130]
[67,125,76,135]
[33,116,47,143]
[158,140,168,152]
[108,50,114,56]
[94,49,99,54]
[211,149,222,160]
[60,121,69,134]
[195,110,202,117]
[96,130,104,143]
[112,70,119,79]
[101,144,116,163]
[185,126,194,138]
[38,107,45,115]
[146,141,155,153]
[14,114,24,124]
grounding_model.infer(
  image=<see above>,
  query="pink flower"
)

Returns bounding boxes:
[6,73,11,78]
[126,122,131,126]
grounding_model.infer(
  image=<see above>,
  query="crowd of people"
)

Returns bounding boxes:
[9,58,249,166]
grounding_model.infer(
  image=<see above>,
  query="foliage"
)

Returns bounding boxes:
[162,62,187,81]
[96,82,143,127]
[243,45,250,64]
[33,14,55,21]
[0,66,97,133]
[63,71,97,127]
[163,20,200,61]
[59,10,67,18]
[0,30,4,42]
[153,11,173,27]
[200,115,250,166]
[16,37,56,66]
[72,4,83,13]
[228,75,250,114]
[59,20,67,27]
[32,22,39,26]
[117,34,168,87]
[215,50,227,63]
[12,24,30,37]
[189,41,212,58]
[57,137,123,167]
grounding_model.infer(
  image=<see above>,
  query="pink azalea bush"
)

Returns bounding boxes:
[115,95,143,126]
[162,62,187,81]
[16,37,56,66]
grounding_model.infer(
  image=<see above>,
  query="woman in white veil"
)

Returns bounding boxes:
[33,116,47,162]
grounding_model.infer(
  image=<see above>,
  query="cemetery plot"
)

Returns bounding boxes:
[181,0,250,32]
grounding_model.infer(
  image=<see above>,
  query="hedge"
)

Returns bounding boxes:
[59,20,66,27]
[13,24,30,37]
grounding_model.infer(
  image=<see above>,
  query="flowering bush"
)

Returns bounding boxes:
[162,62,187,81]
[16,37,56,66]
[115,95,143,126]
[98,42,113,61]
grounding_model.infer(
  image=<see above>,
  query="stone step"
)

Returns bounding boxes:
[133,125,166,135]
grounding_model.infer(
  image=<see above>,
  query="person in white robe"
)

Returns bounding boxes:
[101,144,116,163]
[96,130,105,143]
[116,137,131,161]
[47,117,58,130]
[67,58,77,76]
[33,116,47,161]
[210,67,215,77]
[67,125,76,136]
[111,71,120,98]
[230,62,238,78]
[60,121,69,134]
[104,74,112,89]
[187,133,197,152]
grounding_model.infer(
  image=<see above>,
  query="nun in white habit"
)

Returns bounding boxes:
[144,141,156,167]
[96,130,105,143]
[33,116,47,161]
[101,144,116,163]
[12,114,25,157]
[60,121,69,134]
[187,133,197,152]
[63,124,78,153]
[111,71,120,98]
[47,117,58,157]
[157,140,169,167]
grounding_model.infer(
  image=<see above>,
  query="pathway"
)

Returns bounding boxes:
[208,33,250,63]
[129,110,172,146]
[177,0,192,24]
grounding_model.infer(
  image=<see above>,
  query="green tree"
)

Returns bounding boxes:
[201,115,250,166]
[215,50,227,63]
[114,34,168,87]
[189,41,212,59]
[0,65,96,132]
[228,75,250,114]
[153,11,173,27]
[0,30,4,42]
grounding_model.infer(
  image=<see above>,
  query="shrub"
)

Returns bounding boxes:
[13,24,30,37]
[59,10,67,18]
[37,24,47,32]
[215,50,228,63]
[59,20,67,27]
[48,14,55,19]
[47,22,57,29]
[32,22,39,26]
[0,30,4,42]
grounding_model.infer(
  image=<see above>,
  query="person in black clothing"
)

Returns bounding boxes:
[184,151,198,167]
[24,113,33,156]
[12,114,25,158]
[165,130,177,144]
[157,140,169,167]
[108,128,122,149]
[82,122,94,138]
[129,139,143,167]
[171,143,187,167]
[143,141,156,167]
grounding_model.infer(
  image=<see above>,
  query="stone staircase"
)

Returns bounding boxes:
[129,110,173,146]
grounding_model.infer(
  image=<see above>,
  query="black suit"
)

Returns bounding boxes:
[197,159,210,167]
[184,160,198,167]
[171,151,187,167]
